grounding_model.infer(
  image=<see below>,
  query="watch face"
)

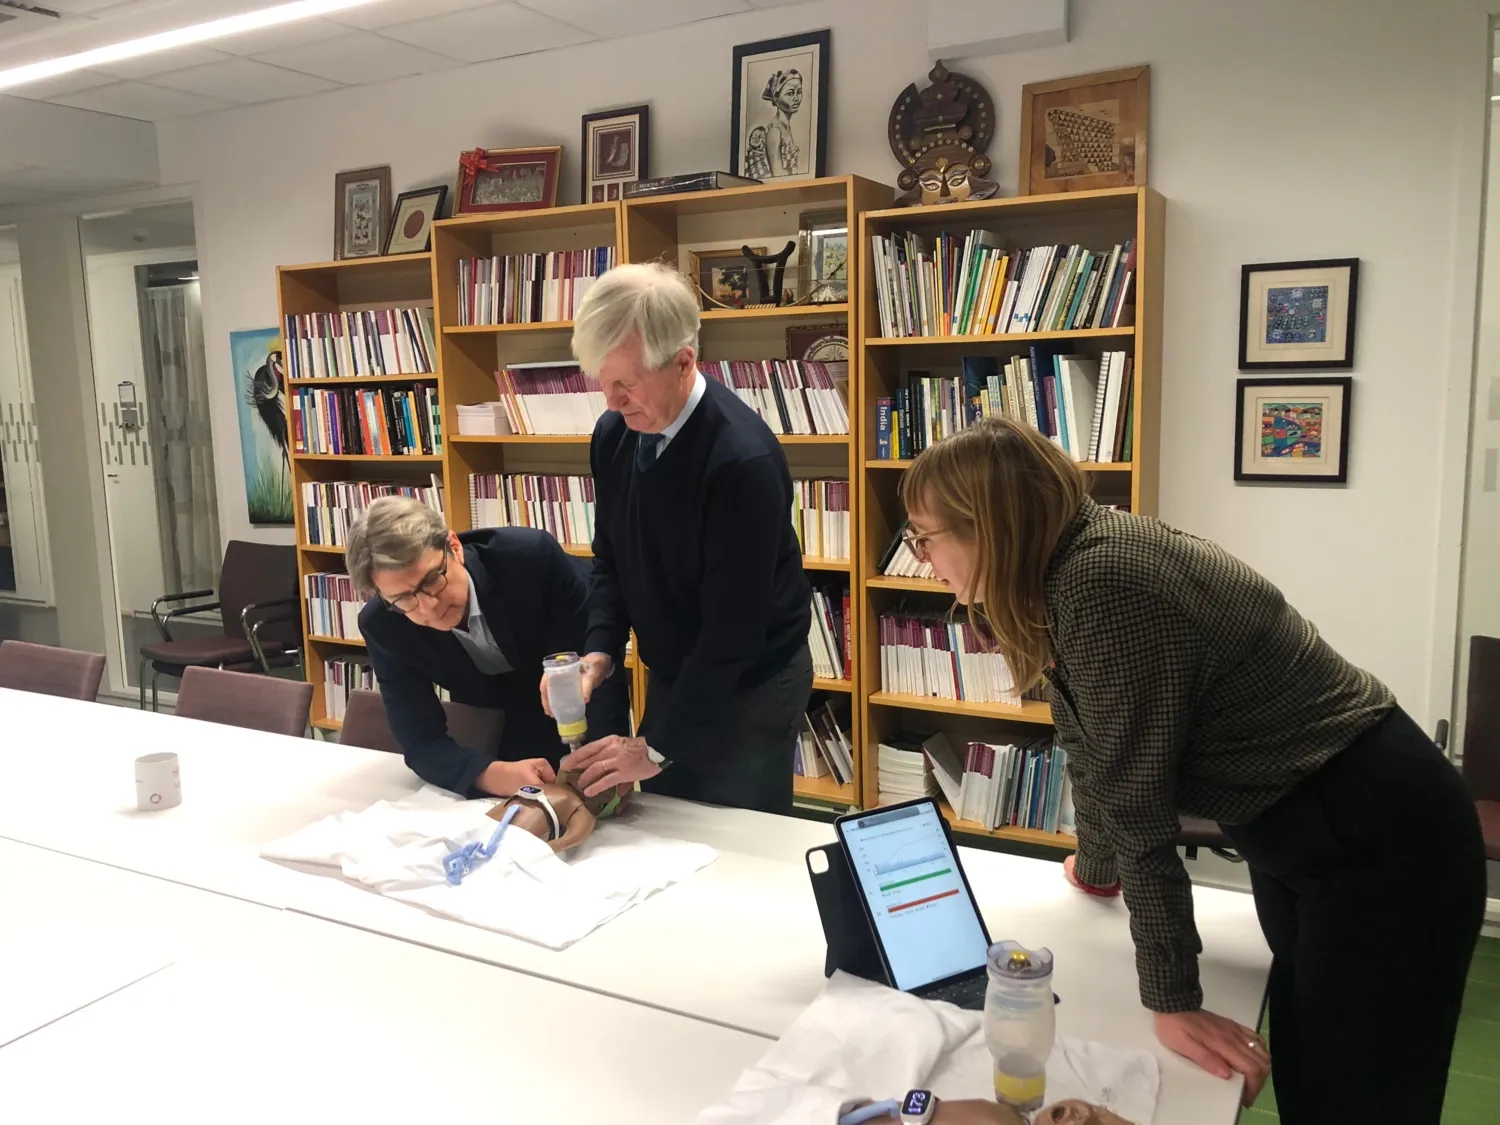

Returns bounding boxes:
[901,1091,933,1118]
[517,786,541,797]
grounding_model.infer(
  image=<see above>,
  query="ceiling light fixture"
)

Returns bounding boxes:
[0,0,390,91]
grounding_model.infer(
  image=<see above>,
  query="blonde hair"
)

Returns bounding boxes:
[345,496,449,598]
[900,417,1086,692]
[571,262,700,375]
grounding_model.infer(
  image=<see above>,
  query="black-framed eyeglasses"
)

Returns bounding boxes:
[382,553,450,613]
[899,521,949,562]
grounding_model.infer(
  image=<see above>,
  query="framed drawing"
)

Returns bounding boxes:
[786,323,849,363]
[457,146,561,214]
[384,185,447,255]
[731,29,830,183]
[333,165,391,260]
[1238,258,1359,370]
[1018,65,1149,196]
[689,245,765,310]
[582,105,650,203]
[1234,376,1352,484]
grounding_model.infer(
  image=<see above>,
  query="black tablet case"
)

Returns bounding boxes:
[805,840,888,983]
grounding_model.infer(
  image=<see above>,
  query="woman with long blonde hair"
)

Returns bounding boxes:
[900,417,1483,1125]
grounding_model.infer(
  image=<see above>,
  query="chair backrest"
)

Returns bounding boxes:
[0,640,106,701]
[1462,635,1500,801]
[339,689,504,756]
[218,540,300,645]
[174,666,312,738]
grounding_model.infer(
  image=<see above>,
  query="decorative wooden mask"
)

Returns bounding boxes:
[888,61,1000,207]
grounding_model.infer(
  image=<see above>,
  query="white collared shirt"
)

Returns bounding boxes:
[654,369,706,457]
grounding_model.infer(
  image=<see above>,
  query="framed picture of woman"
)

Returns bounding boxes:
[731,29,830,183]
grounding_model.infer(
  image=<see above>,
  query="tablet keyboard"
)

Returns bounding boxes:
[920,975,987,1010]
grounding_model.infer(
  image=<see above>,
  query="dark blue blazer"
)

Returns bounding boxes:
[360,527,630,794]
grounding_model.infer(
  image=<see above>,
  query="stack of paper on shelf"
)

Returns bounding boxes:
[877,737,939,805]
[455,402,511,436]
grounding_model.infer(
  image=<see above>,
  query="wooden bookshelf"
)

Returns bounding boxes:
[855,186,1164,849]
[623,174,893,808]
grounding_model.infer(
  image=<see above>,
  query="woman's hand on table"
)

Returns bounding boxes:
[1153,1009,1270,1106]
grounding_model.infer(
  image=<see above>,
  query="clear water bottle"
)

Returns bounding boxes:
[983,940,1055,1112]
[542,652,588,747]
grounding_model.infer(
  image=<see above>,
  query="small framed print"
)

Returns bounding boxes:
[384,185,447,255]
[582,104,649,204]
[1239,258,1359,370]
[334,165,391,260]
[457,146,561,214]
[796,209,848,305]
[689,245,764,311]
[785,322,848,363]
[1234,376,1352,484]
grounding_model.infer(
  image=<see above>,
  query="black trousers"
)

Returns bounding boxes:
[1220,707,1486,1125]
[641,643,813,815]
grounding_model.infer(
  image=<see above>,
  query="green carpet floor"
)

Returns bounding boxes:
[1243,935,1499,1121]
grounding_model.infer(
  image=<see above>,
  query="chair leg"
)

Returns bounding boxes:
[139,659,149,710]
[151,670,160,713]
[1184,844,1199,860]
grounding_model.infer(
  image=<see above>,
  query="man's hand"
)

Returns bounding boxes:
[1154,1010,1270,1107]
[561,735,660,797]
[539,651,613,717]
[1062,853,1121,897]
[476,757,557,797]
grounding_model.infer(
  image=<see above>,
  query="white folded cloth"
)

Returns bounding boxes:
[260,785,715,949]
[697,972,1159,1125]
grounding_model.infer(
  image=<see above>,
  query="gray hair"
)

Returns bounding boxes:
[345,496,449,598]
[571,261,700,374]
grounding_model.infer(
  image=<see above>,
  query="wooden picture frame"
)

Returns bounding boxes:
[1018,65,1149,196]
[731,29,830,183]
[581,105,650,204]
[457,146,561,214]
[1234,376,1352,484]
[1238,258,1359,371]
[383,185,447,256]
[333,165,391,260]
[689,245,766,310]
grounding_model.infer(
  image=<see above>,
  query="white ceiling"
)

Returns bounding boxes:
[0,0,813,123]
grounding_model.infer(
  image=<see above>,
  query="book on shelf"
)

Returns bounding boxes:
[622,171,760,199]
[876,528,936,580]
[797,697,854,785]
[469,472,595,549]
[869,230,1135,339]
[304,476,444,548]
[494,361,605,436]
[873,349,1133,463]
[292,383,441,456]
[879,607,1047,706]
[877,734,940,805]
[284,307,436,380]
[792,478,851,560]
[458,246,616,326]
[809,584,851,682]
[700,359,849,436]
[304,571,364,641]
[949,737,1070,834]
[455,402,509,436]
[324,656,377,723]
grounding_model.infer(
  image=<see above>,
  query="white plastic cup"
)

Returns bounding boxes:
[135,752,181,811]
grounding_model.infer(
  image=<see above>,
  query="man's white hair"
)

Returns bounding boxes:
[571,262,700,375]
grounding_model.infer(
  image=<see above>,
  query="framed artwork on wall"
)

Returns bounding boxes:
[457,147,562,214]
[581,105,650,203]
[229,327,293,525]
[384,185,447,255]
[1238,258,1359,370]
[1018,65,1149,196]
[1234,376,1352,484]
[731,29,830,183]
[333,165,391,260]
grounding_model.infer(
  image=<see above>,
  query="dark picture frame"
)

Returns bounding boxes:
[457,146,561,214]
[383,185,447,256]
[333,165,391,260]
[1238,258,1359,371]
[1234,376,1352,484]
[689,245,766,311]
[581,104,650,204]
[731,29,830,183]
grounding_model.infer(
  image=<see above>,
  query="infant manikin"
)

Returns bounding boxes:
[484,769,621,853]
[939,1100,1135,1125]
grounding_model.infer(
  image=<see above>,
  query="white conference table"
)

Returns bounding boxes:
[0,688,1271,1123]
[0,839,768,1125]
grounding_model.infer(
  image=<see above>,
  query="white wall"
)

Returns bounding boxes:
[155,0,1491,724]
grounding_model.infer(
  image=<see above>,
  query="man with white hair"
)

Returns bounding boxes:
[549,262,813,814]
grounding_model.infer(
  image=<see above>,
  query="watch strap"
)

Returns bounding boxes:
[514,787,562,841]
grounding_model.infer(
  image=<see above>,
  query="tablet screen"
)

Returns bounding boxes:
[838,802,990,991]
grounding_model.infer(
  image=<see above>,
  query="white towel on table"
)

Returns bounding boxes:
[260,785,715,949]
[697,972,1159,1125]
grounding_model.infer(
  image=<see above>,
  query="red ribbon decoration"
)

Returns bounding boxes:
[459,149,502,178]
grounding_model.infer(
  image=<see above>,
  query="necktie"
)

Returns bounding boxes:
[636,432,663,470]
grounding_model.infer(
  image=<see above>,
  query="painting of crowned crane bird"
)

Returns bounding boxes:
[230,327,293,526]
